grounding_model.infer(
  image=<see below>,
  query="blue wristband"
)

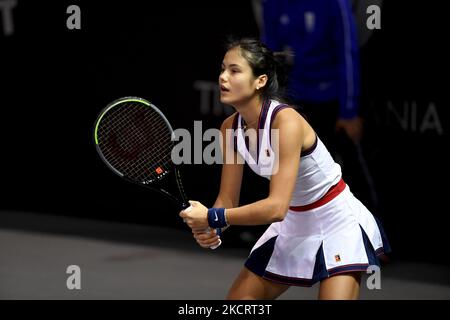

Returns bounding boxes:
[207,208,228,228]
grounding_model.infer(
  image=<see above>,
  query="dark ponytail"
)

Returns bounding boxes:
[224,37,292,103]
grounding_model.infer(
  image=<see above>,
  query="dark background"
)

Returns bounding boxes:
[1,1,448,265]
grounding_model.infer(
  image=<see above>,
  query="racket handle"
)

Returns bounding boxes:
[184,206,222,250]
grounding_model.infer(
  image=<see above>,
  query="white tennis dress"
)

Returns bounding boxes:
[232,98,390,286]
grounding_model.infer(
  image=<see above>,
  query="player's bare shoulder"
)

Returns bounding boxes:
[271,107,303,131]
[270,107,315,150]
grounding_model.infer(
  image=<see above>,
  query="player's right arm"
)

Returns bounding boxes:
[214,112,244,208]
[193,113,244,248]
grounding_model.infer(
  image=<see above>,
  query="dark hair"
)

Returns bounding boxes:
[224,37,291,103]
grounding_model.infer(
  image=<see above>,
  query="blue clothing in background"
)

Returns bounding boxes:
[262,0,360,119]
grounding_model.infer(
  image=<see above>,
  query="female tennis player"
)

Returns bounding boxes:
[179,38,390,300]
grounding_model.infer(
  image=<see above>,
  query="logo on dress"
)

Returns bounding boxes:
[265,149,270,157]
[334,254,341,262]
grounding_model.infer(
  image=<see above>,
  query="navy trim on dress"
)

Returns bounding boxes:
[268,104,318,157]
[373,215,392,255]
[269,104,289,146]
[232,112,239,153]
[300,135,318,157]
[238,98,271,163]
[244,223,390,287]
[244,236,277,276]
[257,98,271,164]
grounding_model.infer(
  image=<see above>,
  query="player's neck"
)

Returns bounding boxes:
[234,95,264,130]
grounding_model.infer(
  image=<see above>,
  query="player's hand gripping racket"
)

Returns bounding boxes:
[93,96,221,249]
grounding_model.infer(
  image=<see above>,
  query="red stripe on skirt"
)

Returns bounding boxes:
[289,178,346,212]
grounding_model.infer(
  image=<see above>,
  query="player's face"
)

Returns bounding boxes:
[219,47,258,105]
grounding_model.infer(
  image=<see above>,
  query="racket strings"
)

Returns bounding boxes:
[97,101,174,182]
[98,107,157,168]
[103,109,172,178]
[100,105,170,172]
[100,120,171,181]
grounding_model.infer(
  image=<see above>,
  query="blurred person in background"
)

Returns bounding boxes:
[257,0,373,207]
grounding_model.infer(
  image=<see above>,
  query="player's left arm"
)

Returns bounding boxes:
[180,108,303,228]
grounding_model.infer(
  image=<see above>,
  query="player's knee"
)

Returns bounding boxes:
[318,273,361,300]
[226,289,259,300]
[226,278,263,300]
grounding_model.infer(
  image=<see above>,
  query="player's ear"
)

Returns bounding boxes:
[255,74,268,90]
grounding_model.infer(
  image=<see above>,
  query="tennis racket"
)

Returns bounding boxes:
[93,96,221,249]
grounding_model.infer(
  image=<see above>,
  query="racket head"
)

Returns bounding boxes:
[94,96,176,186]
[94,97,221,248]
